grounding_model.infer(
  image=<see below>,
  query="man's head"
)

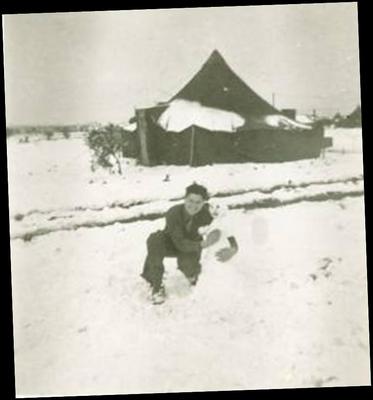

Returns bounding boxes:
[184,183,209,216]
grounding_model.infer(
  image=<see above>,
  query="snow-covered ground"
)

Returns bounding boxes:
[6,128,364,233]
[11,197,369,396]
[324,127,363,154]
[6,127,370,396]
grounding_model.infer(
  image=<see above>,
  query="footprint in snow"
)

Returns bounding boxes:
[319,257,333,270]
[309,257,335,281]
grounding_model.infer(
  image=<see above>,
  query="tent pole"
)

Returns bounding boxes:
[136,108,150,166]
[189,125,195,166]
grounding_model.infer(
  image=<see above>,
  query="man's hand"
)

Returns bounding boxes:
[201,229,221,248]
[215,246,238,262]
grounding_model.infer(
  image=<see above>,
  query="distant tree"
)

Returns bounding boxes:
[86,124,138,175]
[45,130,54,140]
[6,127,15,137]
[61,126,71,139]
[17,135,29,144]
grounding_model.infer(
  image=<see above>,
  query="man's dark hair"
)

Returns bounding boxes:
[185,183,209,200]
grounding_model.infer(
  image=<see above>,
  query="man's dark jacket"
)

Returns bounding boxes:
[163,203,213,253]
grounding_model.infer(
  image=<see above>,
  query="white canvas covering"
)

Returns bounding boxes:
[157,99,245,133]
[265,114,313,130]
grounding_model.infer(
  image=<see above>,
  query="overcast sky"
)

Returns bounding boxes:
[3,2,360,125]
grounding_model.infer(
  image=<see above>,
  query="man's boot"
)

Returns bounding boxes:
[151,284,166,305]
[187,275,198,286]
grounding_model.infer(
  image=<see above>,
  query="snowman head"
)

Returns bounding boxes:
[208,201,228,220]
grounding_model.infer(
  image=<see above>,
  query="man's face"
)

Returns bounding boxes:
[184,193,205,216]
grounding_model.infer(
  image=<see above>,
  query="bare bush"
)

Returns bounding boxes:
[86,124,138,175]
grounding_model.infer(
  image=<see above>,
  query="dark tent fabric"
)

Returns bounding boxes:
[171,49,280,129]
[147,120,324,166]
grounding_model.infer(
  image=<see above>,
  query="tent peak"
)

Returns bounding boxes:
[207,49,227,64]
[171,48,280,118]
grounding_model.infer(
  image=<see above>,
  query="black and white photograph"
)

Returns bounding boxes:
[2,2,370,397]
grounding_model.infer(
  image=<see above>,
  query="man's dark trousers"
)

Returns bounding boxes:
[141,230,202,292]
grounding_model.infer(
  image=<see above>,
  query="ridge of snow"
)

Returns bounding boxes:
[10,179,364,240]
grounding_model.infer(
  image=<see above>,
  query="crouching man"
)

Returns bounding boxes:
[140,183,238,304]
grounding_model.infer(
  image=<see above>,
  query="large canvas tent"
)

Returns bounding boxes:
[131,50,325,166]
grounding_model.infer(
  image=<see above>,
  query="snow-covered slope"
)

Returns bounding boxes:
[10,197,369,396]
